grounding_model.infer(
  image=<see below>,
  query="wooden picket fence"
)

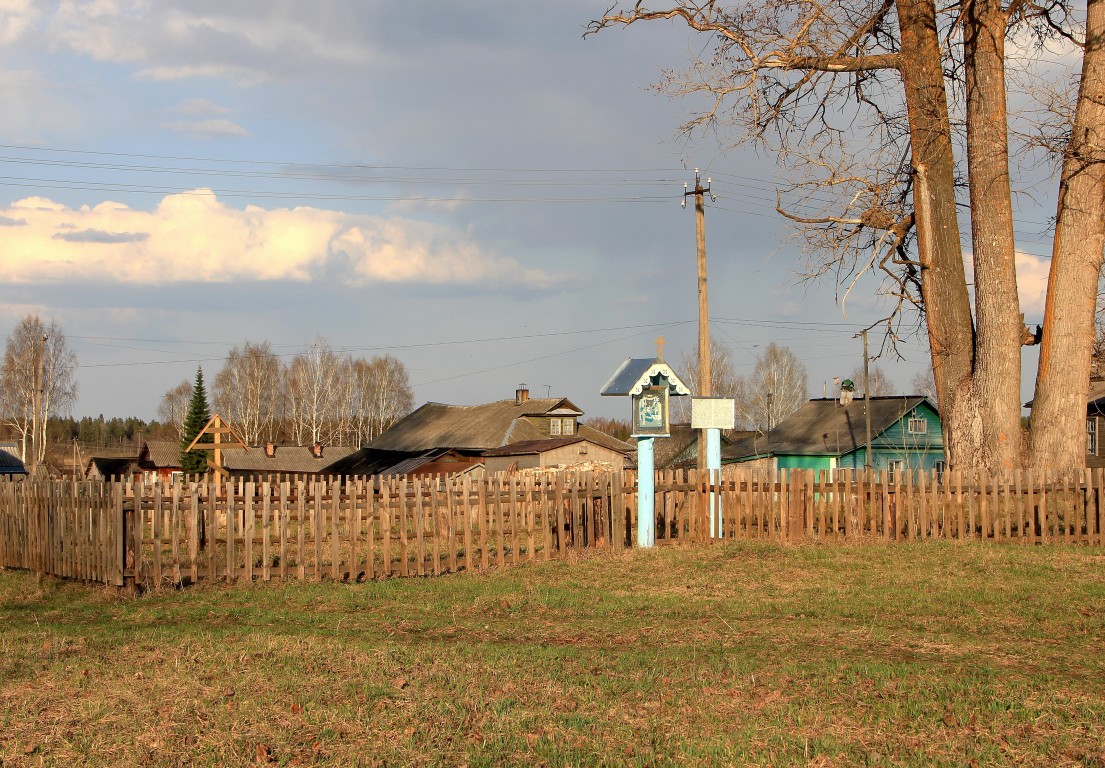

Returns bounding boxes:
[1,465,1103,589]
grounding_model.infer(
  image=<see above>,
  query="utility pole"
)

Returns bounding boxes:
[684,169,715,470]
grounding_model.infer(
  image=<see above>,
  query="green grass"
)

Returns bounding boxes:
[1,542,1104,767]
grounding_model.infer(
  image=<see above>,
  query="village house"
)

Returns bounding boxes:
[723,395,944,476]
[333,387,633,478]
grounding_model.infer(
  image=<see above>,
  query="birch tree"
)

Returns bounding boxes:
[285,337,342,446]
[735,343,809,430]
[213,341,280,445]
[0,315,78,465]
[157,379,193,441]
[588,0,1105,473]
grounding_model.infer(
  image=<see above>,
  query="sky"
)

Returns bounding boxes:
[0,1,1063,425]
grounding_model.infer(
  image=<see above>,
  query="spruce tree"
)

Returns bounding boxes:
[180,366,212,475]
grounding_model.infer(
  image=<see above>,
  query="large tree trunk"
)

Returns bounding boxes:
[963,0,1022,473]
[896,0,978,469]
[1028,0,1105,471]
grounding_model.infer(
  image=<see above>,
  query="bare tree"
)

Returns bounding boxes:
[364,355,415,442]
[157,379,193,441]
[734,343,809,431]
[213,341,280,445]
[587,0,1105,473]
[910,367,938,404]
[284,337,342,446]
[675,338,742,423]
[0,315,78,466]
[849,364,896,397]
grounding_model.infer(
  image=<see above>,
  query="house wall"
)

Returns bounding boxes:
[776,455,834,471]
[841,403,945,472]
[483,442,626,475]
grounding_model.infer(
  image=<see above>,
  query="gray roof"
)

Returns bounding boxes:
[724,396,937,460]
[600,358,692,397]
[222,445,357,474]
[368,398,586,452]
[142,440,182,470]
[482,437,588,457]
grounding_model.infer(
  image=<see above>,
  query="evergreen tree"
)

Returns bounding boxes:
[180,366,212,475]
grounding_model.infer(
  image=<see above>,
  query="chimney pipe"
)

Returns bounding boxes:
[516,384,529,404]
[265,442,276,458]
[312,442,323,458]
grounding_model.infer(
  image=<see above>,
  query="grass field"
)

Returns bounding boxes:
[1,542,1104,767]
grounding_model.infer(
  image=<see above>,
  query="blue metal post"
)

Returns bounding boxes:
[706,427,722,538]
[637,437,655,548]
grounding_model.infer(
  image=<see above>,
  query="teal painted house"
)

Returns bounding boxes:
[723,396,944,474]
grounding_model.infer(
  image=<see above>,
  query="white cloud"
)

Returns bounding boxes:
[162,118,249,138]
[1016,250,1050,318]
[0,191,563,289]
[0,0,38,44]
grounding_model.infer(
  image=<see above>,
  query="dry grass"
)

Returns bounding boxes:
[1,542,1104,767]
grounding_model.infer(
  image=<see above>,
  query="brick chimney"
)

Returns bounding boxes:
[516,384,529,404]
[264,442,276,458]
[312,442,323,458]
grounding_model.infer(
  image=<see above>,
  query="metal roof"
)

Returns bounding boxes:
[600,358,692,397]
[0,442,26,474]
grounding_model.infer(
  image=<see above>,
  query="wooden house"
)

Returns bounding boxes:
[724,396,944,475]
[1086,377,1105,469]
[335,387,633,477]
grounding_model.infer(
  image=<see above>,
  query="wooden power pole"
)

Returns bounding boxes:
[684,170,714,470]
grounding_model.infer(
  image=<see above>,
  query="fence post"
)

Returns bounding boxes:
[112,482,125,587]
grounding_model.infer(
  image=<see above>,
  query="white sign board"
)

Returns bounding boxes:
[691,398,736,430]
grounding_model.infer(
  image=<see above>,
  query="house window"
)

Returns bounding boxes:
[550,418,561,436]
[1088,418,1098,456]
[886,460,905,483]
[907,417,928,434]
[934,461,946,483]
[562,418,575,435]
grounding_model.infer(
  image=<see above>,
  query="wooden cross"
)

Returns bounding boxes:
[655,335,666,360]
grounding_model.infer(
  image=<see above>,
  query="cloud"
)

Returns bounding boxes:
[45,3,382,85]
[0,215,27,226]
[162,118,249,138]
[52,229,149,244]
[1016,250,1050,318]
[0,0,38,44]
[174,97,231,116]
[1,191,564,289]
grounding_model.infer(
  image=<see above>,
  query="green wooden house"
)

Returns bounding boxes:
[723,396,944,475]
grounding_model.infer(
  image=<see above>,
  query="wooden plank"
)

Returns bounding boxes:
[381,479,393,577]
[243,481,255,583]
[296,480,306,580]
[414,476,426,577]
[398,478,410,577]
[366,479,377,579]
[261,482,271,581]
[279,482,289,581]
[331,479,341,581]
[1026,468,1037,545]
[429,477,441,576]
[478,478,489,569]
[223,481,235,582]
[313,480,324,581]
[553,474,565,553]
[461,476,472,572]
[445,477,457,573]
[509,475,520,563]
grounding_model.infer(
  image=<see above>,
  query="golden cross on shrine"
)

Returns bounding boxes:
[655,335,666,361]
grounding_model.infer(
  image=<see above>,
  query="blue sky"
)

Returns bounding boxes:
[0,1,1056,423]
